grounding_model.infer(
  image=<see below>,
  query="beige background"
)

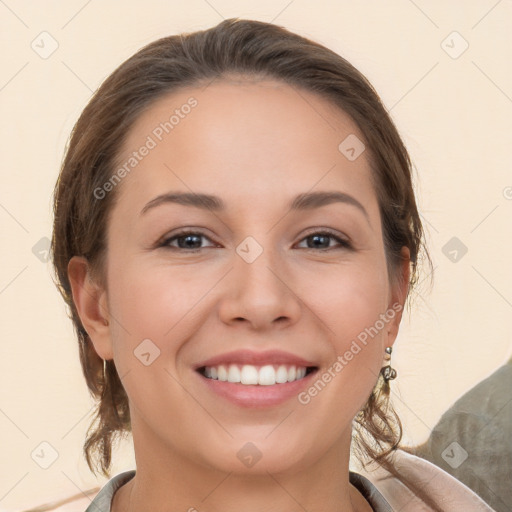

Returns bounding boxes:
[1,0,511,509]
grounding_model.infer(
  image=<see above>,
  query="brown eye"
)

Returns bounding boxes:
[296,230,352,251]
[160,230,217,251]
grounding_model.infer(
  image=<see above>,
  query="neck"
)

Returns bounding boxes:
[112,418,372,512]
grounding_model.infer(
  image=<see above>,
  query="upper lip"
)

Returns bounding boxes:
[194,349,317,370]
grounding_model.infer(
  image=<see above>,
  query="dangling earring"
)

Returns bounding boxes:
[103,358,108,383]
[381,346,397,381]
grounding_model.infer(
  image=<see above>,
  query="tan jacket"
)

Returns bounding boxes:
[358,449,496,511]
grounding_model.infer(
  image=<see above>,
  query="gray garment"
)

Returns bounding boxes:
[416,358,512,512]
[85,470,134,512]
[85,469,392,511]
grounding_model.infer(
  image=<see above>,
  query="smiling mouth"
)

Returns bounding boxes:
[197,364,318,386]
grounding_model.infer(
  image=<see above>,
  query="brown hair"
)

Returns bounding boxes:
[51,18,432,479]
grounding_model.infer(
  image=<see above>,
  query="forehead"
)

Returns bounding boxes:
[112,78,377,219]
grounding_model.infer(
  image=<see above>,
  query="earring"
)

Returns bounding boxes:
[381,346,397,381]
[103,358,108,383]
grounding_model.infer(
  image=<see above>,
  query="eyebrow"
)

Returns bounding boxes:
[140,190,370,222]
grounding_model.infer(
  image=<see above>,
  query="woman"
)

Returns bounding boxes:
[50,18,494,512]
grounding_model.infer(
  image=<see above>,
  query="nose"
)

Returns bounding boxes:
[217,242,302,332]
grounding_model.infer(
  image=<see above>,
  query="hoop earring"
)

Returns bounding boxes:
[381,346,397,381]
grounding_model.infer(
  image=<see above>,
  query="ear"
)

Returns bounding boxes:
[385,246,411,347]
[67,256,113,360]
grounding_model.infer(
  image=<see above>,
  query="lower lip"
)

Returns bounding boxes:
[197,370,318,408]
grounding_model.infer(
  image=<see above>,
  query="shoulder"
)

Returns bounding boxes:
[419,362,512,468]
[439,362,512,420]
[359,449,496,512]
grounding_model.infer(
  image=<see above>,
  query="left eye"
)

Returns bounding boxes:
[160,230,351,252]
[296,232,351,250]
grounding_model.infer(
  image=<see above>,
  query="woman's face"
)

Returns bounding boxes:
[79,77,408,475]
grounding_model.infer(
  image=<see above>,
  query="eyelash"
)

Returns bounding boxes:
[158,228,352,252]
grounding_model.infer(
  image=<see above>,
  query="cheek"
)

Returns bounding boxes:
[312,262,389,339]
[104,261,203,418]
[312,265,389,392]
[301,279,389,424]
[104,258,211,378]
[108,258,208,333]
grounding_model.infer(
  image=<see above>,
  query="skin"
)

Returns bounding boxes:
[69,77,410,512]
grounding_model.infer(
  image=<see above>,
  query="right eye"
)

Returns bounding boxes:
[159,230,218,252]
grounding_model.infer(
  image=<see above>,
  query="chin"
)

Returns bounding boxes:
[195,435,315,477]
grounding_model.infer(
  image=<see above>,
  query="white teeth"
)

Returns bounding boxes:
[276,365,289,384]
[240,365,259,385]
[217,365,228,381]
[202,364,310,385]
[258,365,275,386]
[227,365,241,383]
